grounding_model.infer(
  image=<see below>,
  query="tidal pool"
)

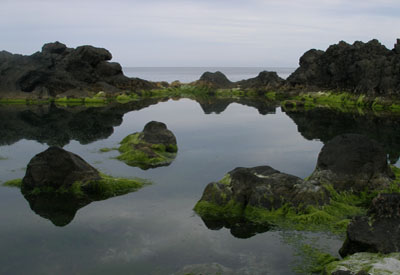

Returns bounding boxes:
[1,98,399,274]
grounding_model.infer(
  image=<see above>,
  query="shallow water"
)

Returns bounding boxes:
[1,98,399,274]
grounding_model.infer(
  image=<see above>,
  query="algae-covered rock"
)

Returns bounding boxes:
[194,166,330,234]
[19,146,148,226]
[340,193,400,257]
[116,121,178,170]
[325,252,400,275]
[308,134,394,192]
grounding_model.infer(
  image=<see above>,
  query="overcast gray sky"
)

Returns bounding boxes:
[1,0,399,67]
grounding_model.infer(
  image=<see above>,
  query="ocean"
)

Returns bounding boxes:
[123,67,296,83]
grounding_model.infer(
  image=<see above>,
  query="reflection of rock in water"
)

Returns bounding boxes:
[24,193,91,226]
[0,99,162,146]
[196,97,277,115]
[200,216,270,239]
[285,108,400,163]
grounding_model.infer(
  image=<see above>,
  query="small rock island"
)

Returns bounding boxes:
[115,121,178,170]
[6,146,148,226]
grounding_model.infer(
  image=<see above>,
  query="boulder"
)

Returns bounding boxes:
[116,121,178,169]
[22,146,101,194]
[308,134,394,192]
[340,193,400,257]
[142,121,177,145]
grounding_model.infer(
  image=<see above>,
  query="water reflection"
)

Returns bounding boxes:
[285,108,400,164]
[200,217,270,239]
[0,99,162,146]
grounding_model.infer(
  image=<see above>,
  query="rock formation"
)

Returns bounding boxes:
[0,41,156,97]
[288,39,400,95]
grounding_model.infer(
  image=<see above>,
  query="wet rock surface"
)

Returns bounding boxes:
[308,134,394,192]
[340,193,400,257]
[0,41,155,97]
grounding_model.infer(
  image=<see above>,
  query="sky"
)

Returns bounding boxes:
[1,0,399,67]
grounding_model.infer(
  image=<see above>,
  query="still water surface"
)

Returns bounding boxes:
[1,98,399,274]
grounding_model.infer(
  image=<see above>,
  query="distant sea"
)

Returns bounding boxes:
[123,67,296,83]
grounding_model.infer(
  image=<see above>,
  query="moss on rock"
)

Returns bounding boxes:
[115,121,178,170]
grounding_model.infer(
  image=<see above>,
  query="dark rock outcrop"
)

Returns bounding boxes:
[195,71,234,89]
[288,39,400,95]
[308,134,394,192]
[340,193,400,257]
[22,146,101,194]
[116,121,178,169]
[0,41,156,97]
[237,71,285,89]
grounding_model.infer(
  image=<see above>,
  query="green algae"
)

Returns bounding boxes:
[2,179,22,188]
[99,147,117,153]
[193,200,244,220]
[265,91,276,100]
[292,243,338,274]
[10,174,148,199]
[116,132,178,169]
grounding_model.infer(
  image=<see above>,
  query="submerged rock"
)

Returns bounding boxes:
[308,134,394,192]
[340,193,400,257]
[116,121,178,169]
[20,146,147,226]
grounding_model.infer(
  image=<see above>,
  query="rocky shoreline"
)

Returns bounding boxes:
[1,39,400,113]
